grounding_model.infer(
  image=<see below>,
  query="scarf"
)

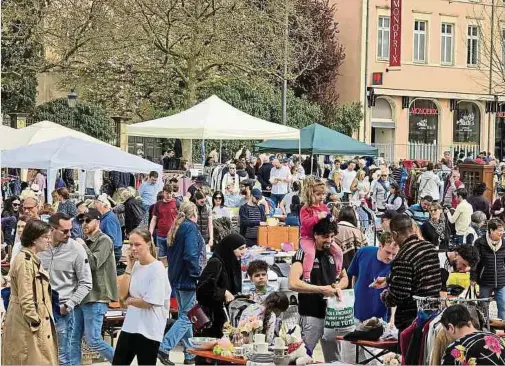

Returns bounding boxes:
[429,217,446,241]
[486,233,502,252]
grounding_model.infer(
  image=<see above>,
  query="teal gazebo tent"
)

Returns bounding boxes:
[255,123,378,156]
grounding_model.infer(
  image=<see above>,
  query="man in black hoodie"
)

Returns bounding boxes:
[257,155,273,197]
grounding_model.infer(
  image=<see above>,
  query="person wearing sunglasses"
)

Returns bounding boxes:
[211,191,231,219]
[420,202,451,250]
[1,196,20,246]
[39,212,92,366]
[70,208,118,365]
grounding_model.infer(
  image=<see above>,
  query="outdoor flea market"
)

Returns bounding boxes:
[3,96,505,366]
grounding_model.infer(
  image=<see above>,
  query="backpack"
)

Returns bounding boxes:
[228,298,256,327]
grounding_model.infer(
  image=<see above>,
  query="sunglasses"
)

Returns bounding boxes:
[429,209,440,212]
[81,218,94,224]
[12,203,20,207]
[215,196,223,200]
[58,229,71,235]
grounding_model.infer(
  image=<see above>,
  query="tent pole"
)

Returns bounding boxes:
[219,140,222,163]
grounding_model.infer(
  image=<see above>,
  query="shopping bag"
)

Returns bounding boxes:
[324,289,355,330]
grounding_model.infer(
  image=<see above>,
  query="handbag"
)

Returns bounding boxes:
[188,304,211,330]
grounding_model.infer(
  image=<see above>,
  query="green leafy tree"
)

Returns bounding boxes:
[29,98,116,142]
[1,0,45,114]
[322,101,363,136]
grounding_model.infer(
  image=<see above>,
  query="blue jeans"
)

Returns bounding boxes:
[69,303,114,365]
[479,286,505,320]
[159,290,196,360]
[55,311,74,366]
[157,236,169,259]
[270,194,285,208]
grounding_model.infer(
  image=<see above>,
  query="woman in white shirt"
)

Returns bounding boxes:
[212,191,232,219]
[113,228,171,365]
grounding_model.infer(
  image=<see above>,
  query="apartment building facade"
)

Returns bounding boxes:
[332,0,505,161]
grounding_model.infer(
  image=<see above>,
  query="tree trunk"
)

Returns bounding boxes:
[181,57,198,163]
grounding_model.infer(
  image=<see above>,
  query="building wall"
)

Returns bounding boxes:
[332,0,505,160]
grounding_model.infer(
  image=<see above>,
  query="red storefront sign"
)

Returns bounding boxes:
[389,0,402,67]
[410,107,438,115]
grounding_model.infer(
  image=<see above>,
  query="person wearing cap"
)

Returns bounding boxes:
[94,194,123,264]
[239,188,267,247]
[269,158,292,207]
[39,213,92,366]
[138,171,163,211]
[70,208,118,365]
[187,175,206,201]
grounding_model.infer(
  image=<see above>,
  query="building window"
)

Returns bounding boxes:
[441,23,454,65]
[408,99,439,144]
[467,25,479,66]
[377,16,390,60]
[454,101,480,143]
[414,20,427,63]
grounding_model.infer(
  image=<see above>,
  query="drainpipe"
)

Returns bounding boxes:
[362,0,371,143]
[488,0,496,152]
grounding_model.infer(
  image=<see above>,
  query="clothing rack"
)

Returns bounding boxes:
[414,295,492,330]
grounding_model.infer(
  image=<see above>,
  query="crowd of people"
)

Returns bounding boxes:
[3,148,505,365]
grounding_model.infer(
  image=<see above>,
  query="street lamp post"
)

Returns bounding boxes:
[67,89,78,108]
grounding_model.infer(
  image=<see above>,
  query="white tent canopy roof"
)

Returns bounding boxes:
[0,125,19,150]
[127,95,299,140]
[1,136,161,174]
[1,120,106,151]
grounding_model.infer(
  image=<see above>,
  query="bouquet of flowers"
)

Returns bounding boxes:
[238,315,263,335]
[383,352,401,366]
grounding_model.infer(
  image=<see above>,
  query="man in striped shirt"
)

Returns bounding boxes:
[380,215,441,333]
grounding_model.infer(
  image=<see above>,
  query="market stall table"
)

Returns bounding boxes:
[335,336,397,365]
[188,349,247,365]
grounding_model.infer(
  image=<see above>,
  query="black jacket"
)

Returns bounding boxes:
[257,163,273,190]
[471,235,505,288]
[123,197,145,234]
[420,220,452,250]
[197,255,242,338]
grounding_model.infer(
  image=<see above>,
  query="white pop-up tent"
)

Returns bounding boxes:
[127,95,300,140]
[1,136,162,203]
[1,120,107,151]
[0,125,20,150]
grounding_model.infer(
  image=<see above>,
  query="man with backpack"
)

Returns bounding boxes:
[149,184,178,267]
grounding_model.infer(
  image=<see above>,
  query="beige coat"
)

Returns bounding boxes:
[2,247,58,365]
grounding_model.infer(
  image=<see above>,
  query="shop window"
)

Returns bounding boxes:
[408,99,439,144]
[453,101,480,143]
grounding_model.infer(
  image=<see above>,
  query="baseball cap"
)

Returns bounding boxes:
[251,188,263,199]
[77,208,102,222]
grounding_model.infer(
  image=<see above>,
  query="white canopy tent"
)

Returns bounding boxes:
[1,136,162,203]
[127,95,300,143]
[0,125,19,150]
[0,120,107,151]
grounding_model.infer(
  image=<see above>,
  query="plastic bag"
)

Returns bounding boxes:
[324,289,355,330]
